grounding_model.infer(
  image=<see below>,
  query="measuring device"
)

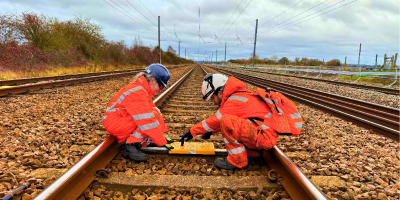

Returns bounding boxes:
[168,142,215,155]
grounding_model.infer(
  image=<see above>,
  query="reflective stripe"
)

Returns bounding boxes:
[138,78,143,83]
[274,99,279,104]
[141,137,153,145]
[202,120,213,132]
[103,115,108,120]
[291,113,301,119]
[264,98,274,104]
[295,122,303,128]
[247,119,253,123]
[223,138,240,145]
[131,113,155,121]
[131,131,144,139]
[138,120,160,131]
[216,110,222,120]
[227,146,246,155]
[264,112,272,118]
[260,125,269,130]
[153,107,162,115]
[106,106,119,112]
[228,96,248,102]
[106,86,148,113]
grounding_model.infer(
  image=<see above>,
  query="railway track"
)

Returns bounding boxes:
[0,65,183,98]
[223,65,399,95]
[208,65,400,141]
[33,66,326,200]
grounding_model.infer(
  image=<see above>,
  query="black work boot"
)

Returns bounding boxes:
[248,154,264,162]
[122,143,147,162]
[214,158,242,170]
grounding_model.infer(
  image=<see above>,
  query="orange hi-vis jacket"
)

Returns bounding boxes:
[190,76,277,138]
[102,75,169,146]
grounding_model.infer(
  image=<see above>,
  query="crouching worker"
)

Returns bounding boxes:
[103,64,174,162]
[180,73,303,169]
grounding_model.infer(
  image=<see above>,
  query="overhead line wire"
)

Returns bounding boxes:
[241,0,305,36]
[203,0,253,60]
[104,0,175,47]
[241,0,332,43]
[134,0,178,44]
[215,0,244,40]
[255,0,347,38]
[262,0,358,37]
[108,0,157,32]
[103,0,155,32]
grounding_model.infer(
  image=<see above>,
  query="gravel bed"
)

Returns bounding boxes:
[204,65,400,199]
[230,68,400,109]
[106,154,269,177]
[277,103,399,200]
[81,184,289,200]
[0,66,192,198]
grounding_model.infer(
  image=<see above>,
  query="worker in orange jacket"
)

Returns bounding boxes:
[180,73,302,169]
[103,64,174,162]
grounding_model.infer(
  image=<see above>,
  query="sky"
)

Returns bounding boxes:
[0,0,399,65]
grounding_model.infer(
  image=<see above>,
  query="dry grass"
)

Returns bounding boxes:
[0,64,146,80]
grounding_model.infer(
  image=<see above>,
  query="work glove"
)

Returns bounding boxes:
[164,133,174,144]
[164,144,174,150]
[180,130,193,143]
[201,132,213,140]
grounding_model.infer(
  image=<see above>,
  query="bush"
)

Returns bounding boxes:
[326,59,342,66]
[0,12,193,72]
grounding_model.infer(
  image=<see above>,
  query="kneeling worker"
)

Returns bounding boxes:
[180,73,303,169]
[103,64,174,162]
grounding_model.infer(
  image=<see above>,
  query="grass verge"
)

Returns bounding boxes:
[0,64,147,80]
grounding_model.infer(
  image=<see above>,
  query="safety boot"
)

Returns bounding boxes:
[214,158,245,170]
[248,154,264,162]
[122,143,147,162]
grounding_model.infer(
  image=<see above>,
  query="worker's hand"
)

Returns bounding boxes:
[164,144,174,150]
[180,130,193,142]
[201,132,213,140]
[164,133,174,144]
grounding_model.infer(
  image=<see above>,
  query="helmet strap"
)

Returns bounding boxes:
[202,75,215,100]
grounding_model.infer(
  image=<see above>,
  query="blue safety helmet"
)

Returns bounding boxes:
[145,63,170,88]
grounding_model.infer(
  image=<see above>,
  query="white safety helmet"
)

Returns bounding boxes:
[201,73,228,101]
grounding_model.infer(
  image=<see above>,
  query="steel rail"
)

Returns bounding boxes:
[34,67,196,200]
[0,71,139,98]
[202,66,327,200]
[210,66,400,141]
[0,69,141,86]
[236,67,399,95]
[0,65,185,87]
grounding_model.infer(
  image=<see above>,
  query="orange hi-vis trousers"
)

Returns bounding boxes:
[220,114,278,168]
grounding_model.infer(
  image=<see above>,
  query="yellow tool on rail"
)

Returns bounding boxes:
[168,141,215,155]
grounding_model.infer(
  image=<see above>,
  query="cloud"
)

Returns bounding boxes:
[0,0,398,64]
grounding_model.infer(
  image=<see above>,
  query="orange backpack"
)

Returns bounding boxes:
[255,88,303,136]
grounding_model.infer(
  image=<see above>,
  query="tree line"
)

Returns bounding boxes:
[0,12,192,72]
[228,55,342,66]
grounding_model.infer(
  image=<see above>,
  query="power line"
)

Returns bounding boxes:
[103,0,155,32]
[108,0,156,32]
[215,0,244,40]
[136,0,178,43]
[202,0,253,61]
[262,0,358,37]
[125,0,157,28]
[243,0,331,40]
[105,0,176,48]
[219,0,253,41]
[242,0,355,44]
[258,0,348,37]
[242,0,305,36]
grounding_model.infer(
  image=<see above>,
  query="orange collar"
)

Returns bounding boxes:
[136,75,155,98]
